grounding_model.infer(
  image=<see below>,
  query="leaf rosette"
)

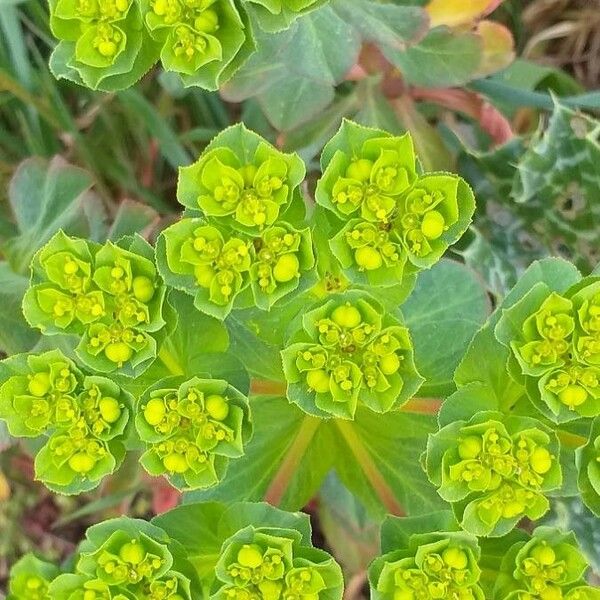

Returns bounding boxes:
[48,0,160,91]
[135,376,252,490]
[316,120,475,289]
[23,231,169,377]
[369,512,485,600]
[281,291,423,420]
[576,416,600,517]
[493,526,600,599]
[495,277,600,422]
[242,0,329,33]
[212,525,343,600]
[425,410,562,537]
[140,0,253,89]
[48,517,200,600]
[0,349,133,494]
[6,554,60,600]
[178,125,306,234]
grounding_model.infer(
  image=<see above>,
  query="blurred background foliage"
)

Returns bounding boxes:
[1,0,600,593]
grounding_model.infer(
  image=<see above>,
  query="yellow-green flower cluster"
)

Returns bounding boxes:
[497,279,600,421]
[281,292,423,419]
[426,411,562,536]
[135,377,252,490]
[6,554,59,600]
[0,350,132,494]
[213,527,343,600]
[317,121,475,290]
[158,125,313,319]
[494,527,600,599]
[23,231,168,376]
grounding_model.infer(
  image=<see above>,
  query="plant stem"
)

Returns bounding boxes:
[158,345,184,376]
[264,416,321,506]
[400,397,442,415]
[251,380,287,396]
[335,420,405,516]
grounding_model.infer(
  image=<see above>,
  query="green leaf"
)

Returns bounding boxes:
[402,259,490,397]
[387,28,483,87]
[184,395,444,519]
[222,5,360,130]
[576,416,600,517]
[3,156,107,275]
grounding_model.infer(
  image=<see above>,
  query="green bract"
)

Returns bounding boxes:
[49,517,200,600]
[369,512,484,600]
[493,526,600,599]
[281,291,423,419]
[23,231,169,377]
[156,217,314,319]
[495,276,600,422]
[576,416,600,517]
[425,410,562,537]
[48,0,160,91]
[213,526,343,600]
[140,0,252,89]
[243,0,329,32]
[178,125,306,234]
[135,376,252,490]
[7,554,60,600]
[316,120,475,291]
[0,350,133,494]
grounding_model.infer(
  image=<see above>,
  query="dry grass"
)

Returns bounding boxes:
[522,0,600,88]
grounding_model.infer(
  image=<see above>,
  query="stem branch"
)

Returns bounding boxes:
[158,345,184,376]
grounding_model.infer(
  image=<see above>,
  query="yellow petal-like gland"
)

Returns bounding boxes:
[132,276,155,303]
[99,397,121,423]
[346,159,373,182]
[306,369,330,394]
[163,453,188,474]
[529,543,556,566]
[558,385,587,408]
[144,398,166,426]
[119,541,146,565]
[273,254,300,283]
[205,394,230,421]
[105,342,133,365]
[379,353,400,375]
[68,452,96,474]
[331,305,362,329]
[458,436,482,460]
[355,246,383,271]
[237,544,263,568]
[442,547,468,570]
[420,210,446,240]
[28,372,51,397]
[530,447,552,474]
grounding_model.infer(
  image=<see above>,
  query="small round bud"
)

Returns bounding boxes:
[144,398,166,426]
[132,275,155,303]
[458,436,482,460]
[68,452,96,473]
[558,385,587,408]
[195,8,219,33]
[273,254,300,283]
[379,353,400,375]
[163,453,188,474]
[105,342,133,365]
[530,543,556,566]
[205,394,229,421]
[99,397,121,424]
[98,40,117,57]
[346,159,373,182]
[530,447,552,474]
[355,246,382,271]
[28,372,51,397]
[331,305,362,329]
[306,369,330,394]
[237,544,263,568]
[442,547,468,570]
[119,541,145,565]
[420,210,445,240]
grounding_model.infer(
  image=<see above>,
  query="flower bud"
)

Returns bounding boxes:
[132,275,155,303]
[144,398,166,426]
[205,395,230,421]
[355,246,383,271]
[331,305,362,329]
[28,373,51,397]
[119,540,146,565]
[99,397,121,423]
[346,159,373,182]
[237,544,263,568]
[68,452,96,474]
[163,453,188,474]
[105,342,133,365]
[306,369,330,394]
[420,210,445,240]
[273,254,300,283]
